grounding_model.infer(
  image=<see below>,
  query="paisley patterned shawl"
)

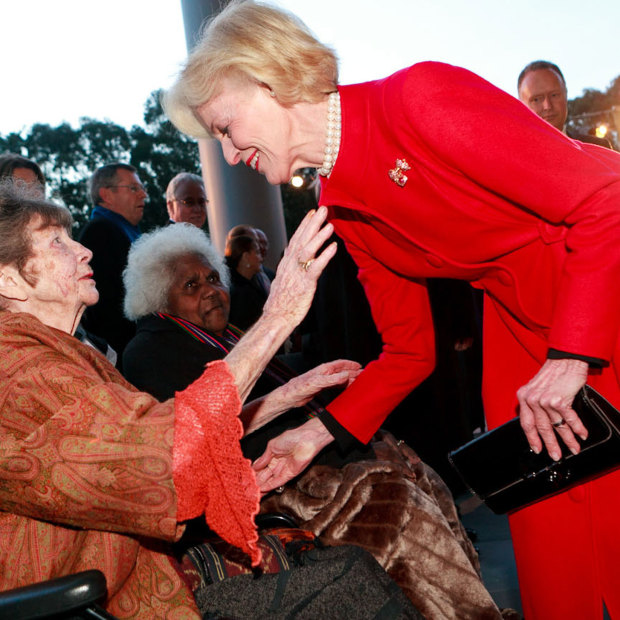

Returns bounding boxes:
[0,311,259,618]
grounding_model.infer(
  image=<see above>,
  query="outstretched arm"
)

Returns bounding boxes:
[224,207,336,401]
[240,360,361,435]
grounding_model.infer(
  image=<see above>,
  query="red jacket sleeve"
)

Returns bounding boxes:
[324,237,436,443]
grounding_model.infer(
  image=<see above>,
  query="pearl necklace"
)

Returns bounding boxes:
[317,91,341,177]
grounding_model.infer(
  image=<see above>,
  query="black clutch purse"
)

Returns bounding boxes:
[448,385,620,514]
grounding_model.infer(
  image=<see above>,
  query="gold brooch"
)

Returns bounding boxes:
[388,158,411,187]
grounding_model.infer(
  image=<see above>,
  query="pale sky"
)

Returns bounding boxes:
[1,0,618,136]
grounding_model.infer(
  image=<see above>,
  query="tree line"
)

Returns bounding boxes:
[0,92,201,236]
[567,75,620,148]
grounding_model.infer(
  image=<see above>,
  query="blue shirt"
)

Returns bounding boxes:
[91,205,140,242]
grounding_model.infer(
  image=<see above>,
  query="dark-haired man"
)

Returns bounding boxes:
[79,163,147,365]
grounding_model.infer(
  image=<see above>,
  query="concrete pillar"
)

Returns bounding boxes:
[179,0,287,270]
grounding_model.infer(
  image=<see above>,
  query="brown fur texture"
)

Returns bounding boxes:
[261,430,504,620]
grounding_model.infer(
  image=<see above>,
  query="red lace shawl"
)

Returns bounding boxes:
[0,311,261,620]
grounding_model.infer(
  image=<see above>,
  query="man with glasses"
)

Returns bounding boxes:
[79,163,148,366]
[165,172,208,228]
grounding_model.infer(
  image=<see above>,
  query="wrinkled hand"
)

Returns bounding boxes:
[253,417,334,493]
[517,358,589,460]
[262,206,336,329]
[279,360,362,410]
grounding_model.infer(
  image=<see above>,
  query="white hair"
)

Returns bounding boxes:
[165,172,204,202]
[123,223,230,320]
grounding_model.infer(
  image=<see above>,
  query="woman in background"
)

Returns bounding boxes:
[225,232,268,330]
[0,152,45,192]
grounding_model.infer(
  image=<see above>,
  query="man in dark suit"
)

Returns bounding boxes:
[79,163,147,366]
[518,60,613,148]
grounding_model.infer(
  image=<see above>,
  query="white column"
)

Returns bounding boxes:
[179,0,287,269]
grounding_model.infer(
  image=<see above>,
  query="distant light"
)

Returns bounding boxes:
[595,124,608,138]
[290,174,304,188]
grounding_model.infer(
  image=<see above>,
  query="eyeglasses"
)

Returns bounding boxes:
[173,197,209,208]
[109,184,146,193]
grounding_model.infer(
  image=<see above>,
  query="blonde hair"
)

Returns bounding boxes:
[163,0,339,139]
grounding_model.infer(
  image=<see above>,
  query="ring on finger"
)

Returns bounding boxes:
[298,259,315,271]
[552,419,567,428]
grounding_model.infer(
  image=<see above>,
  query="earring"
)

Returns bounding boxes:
[269,89,276,98]
[245,263,251,268]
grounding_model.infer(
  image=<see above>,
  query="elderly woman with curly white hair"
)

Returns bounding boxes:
[123,222,360,434]
[122,223,506,619]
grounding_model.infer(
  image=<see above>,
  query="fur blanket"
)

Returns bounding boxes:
[261,430,503,620]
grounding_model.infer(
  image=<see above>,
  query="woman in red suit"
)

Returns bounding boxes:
[164,2,620,617]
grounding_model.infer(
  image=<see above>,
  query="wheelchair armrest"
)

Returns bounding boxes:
[256,512,298,529]
[0,569,114,620]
